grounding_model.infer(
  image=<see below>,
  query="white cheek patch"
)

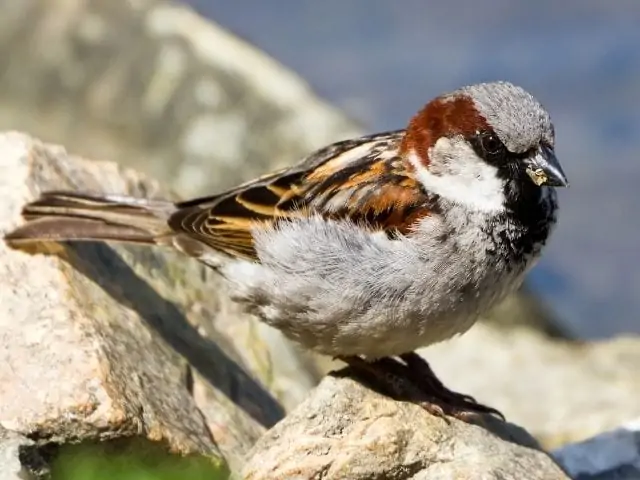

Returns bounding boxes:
[407,138,506,213]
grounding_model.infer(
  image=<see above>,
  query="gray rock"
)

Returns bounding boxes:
[242,374,570,480]
[553,419,640,480]
[0,428,39,480]
[0,131,296,474]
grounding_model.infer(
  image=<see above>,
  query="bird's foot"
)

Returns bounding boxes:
[399,352,505,421]
[336,353,504,423]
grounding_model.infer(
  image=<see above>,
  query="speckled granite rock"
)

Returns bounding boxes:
[0,427,41,480]
[242,374,570,480]
[0,132,288,474]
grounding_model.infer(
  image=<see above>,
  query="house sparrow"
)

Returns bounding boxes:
[5,81,568,419]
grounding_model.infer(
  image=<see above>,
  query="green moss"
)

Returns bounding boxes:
[51,439,230,480]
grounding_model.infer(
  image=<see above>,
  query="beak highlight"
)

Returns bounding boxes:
[524,146,569,188]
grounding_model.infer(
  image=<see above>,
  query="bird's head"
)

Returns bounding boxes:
[400,81,568,213]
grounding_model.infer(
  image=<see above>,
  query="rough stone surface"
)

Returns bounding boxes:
[242,374,570,480]
[0,427,39,480]
[553,419,640,480]
[0,132,289,474]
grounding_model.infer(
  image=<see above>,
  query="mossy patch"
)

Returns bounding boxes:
[50,438,229,480]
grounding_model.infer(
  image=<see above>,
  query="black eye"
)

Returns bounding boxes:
[481,133,504,156]
[473,131,507,164]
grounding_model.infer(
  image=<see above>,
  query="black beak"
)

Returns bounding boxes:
[524,145,569,187]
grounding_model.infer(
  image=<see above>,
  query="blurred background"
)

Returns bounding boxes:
[1,0,639,339]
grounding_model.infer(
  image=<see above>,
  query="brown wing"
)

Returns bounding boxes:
[168,131,433,260]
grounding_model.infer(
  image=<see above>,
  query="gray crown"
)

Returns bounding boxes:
[458,81,554,154]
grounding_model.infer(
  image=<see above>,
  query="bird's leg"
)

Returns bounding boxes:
[336,354,503,422]
[399,352,505,420]
[335,356,421,399]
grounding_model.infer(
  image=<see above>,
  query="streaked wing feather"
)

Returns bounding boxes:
[168,130,432,259]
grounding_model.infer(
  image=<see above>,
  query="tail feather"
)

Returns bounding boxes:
[5,191,176,246]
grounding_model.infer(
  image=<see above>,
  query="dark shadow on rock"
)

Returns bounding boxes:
[64,242,284,428]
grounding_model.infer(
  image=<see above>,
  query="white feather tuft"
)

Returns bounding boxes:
[407,139,506,213]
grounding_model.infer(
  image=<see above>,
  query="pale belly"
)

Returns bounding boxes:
[220,214,537,360]
[234,266,527,359]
